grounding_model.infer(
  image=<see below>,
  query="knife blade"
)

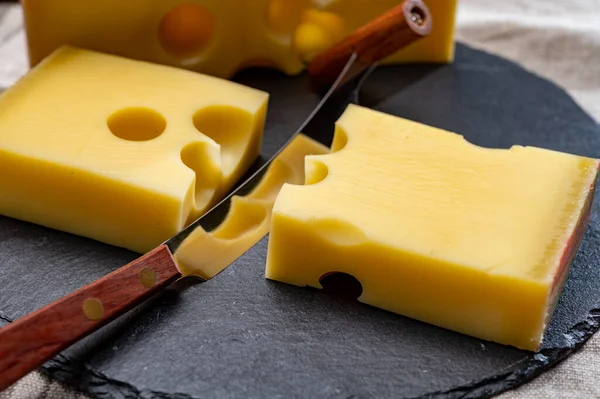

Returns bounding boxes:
[0,0,432,390]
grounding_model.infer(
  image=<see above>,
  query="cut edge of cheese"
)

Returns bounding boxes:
[174,133,329,279]
[265,104,600,351]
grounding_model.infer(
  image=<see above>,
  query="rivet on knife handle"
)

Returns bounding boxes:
[307,0,433,91]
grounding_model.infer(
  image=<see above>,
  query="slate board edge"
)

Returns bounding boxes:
[0,305,591,399]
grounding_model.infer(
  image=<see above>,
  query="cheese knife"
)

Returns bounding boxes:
[0,0,432,390]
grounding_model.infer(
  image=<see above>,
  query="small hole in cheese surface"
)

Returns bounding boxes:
[319,272,363,301]
[331,127,348,152]
[304,158,329,185]
[193,106,254,176]
[158,3,214,58]
[180,141,221,214]
[107,107,166,141]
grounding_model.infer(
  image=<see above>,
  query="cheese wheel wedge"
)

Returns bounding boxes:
[0,46,267,253]
[265,104,600,351]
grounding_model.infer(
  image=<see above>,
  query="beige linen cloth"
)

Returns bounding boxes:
[1,0,599,397]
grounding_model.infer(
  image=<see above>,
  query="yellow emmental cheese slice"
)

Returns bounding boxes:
[175,134,329,280]
[0,46,268,253]
[265,104,600,351]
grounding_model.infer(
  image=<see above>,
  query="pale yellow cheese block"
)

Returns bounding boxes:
[21,0,457,79]
[175,134,329,280]
[265,104,600,351]
[0,46,268,253]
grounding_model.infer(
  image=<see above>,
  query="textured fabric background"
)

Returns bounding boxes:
[1,0,599,397]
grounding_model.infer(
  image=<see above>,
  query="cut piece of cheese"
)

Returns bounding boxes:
[265,104,600,351]
[0,46,268,253]
[21,0,457,80]
[175,133,329,280]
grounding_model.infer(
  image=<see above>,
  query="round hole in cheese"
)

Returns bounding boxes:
[107,107,167,142]
[158,3,215,58]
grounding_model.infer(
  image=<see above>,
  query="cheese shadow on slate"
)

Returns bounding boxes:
[1,44,600,399]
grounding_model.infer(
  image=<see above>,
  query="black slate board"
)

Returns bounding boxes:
[1,44,600,399]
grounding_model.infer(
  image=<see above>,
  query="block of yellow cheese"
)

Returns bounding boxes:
[175,133,329,280]
[0,46,268,253]
[21,0,457,79]
[265,104,600,351]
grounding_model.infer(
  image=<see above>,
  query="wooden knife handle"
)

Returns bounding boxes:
[0,245,181,391]
[307,0,433,90]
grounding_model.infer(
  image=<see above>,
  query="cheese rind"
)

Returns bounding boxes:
[22,0,457,79]
[265,104,600,351]
[0,46,268,253]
